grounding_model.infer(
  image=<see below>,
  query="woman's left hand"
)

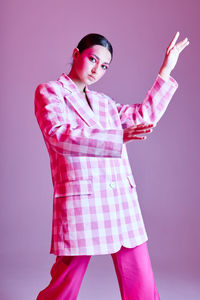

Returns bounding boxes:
[159,32,189,80]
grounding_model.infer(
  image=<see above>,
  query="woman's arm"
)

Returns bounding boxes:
[115,32,189,131]
[116,74,178,128]
[35,82,124,157]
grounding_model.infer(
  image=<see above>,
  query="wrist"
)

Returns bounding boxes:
[159,66,171,81]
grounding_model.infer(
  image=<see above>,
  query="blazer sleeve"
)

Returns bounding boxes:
[115,75,178,128]
[34,82,123,157]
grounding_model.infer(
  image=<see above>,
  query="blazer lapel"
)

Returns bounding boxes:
[58,73,105,128]
[85,88,108,128]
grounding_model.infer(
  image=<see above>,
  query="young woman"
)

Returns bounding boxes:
[34,32,189,300]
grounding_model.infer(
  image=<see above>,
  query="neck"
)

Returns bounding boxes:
[67,69,86,93]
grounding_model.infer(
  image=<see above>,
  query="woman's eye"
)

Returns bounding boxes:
[89,57,96,63]
[102,65,108,70]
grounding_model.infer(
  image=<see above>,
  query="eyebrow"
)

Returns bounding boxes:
[92,54,110,65]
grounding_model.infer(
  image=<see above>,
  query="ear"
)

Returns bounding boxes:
[72,48,80,60]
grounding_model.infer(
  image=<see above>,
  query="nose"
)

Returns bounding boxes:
[91,66,97,74]
[91,63,99,74]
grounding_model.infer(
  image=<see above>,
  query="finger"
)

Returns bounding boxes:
[127,132,151,142]
[168,31,180,49]
[168,37,189,56]
[130,123,155,130]
[176,38,189,48]
[124,135,146,143]
[167,31,180,54]
[175,38,190,53]
[131,129,153,134]
[131,135,147,140]
[138,123,154,129]
[179,40,190,52]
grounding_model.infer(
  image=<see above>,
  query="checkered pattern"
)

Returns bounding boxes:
[34,73,178,256]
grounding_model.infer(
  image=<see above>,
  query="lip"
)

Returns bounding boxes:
[88,74,96,80]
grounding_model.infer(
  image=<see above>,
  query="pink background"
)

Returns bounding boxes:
[1,0,200,299]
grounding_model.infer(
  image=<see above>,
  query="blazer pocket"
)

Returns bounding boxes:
[54,179,93,197]
[127,175,136,188]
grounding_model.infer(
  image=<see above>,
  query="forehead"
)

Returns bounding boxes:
[82,45,112,63]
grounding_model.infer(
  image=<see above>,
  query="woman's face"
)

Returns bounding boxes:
[73,45,112,86]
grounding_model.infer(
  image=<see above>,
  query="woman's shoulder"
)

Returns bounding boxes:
[34,79,65,109]
[35,78,63,99]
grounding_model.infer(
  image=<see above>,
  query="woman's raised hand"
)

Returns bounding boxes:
[159,32,189,80]
[123,123,155,143]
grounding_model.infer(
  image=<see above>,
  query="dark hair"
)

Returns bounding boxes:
[77,33,113,59]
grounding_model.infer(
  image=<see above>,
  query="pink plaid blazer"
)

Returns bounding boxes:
[34,73,178,256]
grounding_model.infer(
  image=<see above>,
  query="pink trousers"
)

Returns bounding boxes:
[36,242,160,300]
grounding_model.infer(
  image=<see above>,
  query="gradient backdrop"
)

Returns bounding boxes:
[1,0,200,299]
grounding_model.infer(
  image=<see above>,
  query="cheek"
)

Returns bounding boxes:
[98,69,106,78]
[76,57,88,73]
[82,62,92,75]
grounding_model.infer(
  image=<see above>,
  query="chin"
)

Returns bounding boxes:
[87,81,95,86]
[86,79,96,86]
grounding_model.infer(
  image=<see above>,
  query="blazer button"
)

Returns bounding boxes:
[109,182,115,189]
